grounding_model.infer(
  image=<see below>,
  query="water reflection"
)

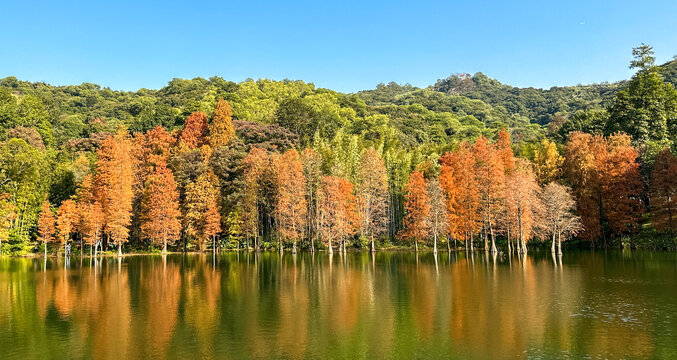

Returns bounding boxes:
[0,251,676,359]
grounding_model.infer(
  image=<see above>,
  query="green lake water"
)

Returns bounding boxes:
[1,250,676,359]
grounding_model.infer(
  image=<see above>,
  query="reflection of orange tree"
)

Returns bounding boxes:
[405,264,437,339]
[276,256,309,358]
[183,255,222,358]
[36,261,133,360]
[141,258,180,358]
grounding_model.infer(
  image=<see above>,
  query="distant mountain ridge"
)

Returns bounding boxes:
[358,59,677,126]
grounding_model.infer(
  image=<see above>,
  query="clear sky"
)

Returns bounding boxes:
[2,0,676,93]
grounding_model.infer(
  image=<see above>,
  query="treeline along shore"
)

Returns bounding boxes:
[1,45,677,256]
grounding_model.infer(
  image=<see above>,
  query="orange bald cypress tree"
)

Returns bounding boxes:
[56,199,77,257]
[76,175,104,256]
[438,163,458,251]
[565,132,642,246]
[95,130,134,256]
[505,159,543,254]
[141,163,181,255]
[275,149,307,254]
[473,135,504,253]
[604,133,642,238]
[145,126,175,173]
[209,99,236,148]
[400,171,430,252]
[444,142,481,250]
[317,176,359,254]
[38,199,55,258]
[496,128,515,173]
[178,111,209,151]
[650,148,677,237]
[204,197,221,252]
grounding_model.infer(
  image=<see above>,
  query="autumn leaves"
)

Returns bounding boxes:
[36,99,235,257]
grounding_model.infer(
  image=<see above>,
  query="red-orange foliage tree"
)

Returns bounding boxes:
[56,199,77,256]
[473,135,505,253]
[400,171,430,252]
[504,159,543,254]
[441,143,481,250]
[275,149,307,254]
[438,163,458,251]
[178,111,209,151]
[95,129,134,256]
[317,176,359,254]
[141,163,182,254]
[650,148,677,237]
[76,175,104,256]
[565,132,642,247]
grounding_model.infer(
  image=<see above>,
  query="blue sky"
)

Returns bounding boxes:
[2,0,676,92]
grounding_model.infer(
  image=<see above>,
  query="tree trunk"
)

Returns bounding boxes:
[44,242,47,259]
[415,239,418,253]
[90,244,93,257]
[328,239,333,254]
[447,237,451,253]
[470,233,474,252]
[551,233,556,253]
[370,235,375,253]
[490,226,497,254]
[118,243,122,258]
[557,232,562,256]
[163,237,168,256]
[433,233,437,255]
[292,241,297,254]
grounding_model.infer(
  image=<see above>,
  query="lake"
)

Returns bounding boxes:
[1,250,676,359]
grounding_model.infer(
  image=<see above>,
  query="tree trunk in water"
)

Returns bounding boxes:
[433,233,437,255]
[90,244,93,257]
[163,238,168,256]
[470,233,474,252]
[551,233,556,253]
[490,227,497,253]
[557,232,562,256]
[292,241,297,254]
[44,242,47,259]
[447,237,451,253]
[118,243,122,258]
[328,239,333,254]
[370,236,375,253]
[415,240,418,253]
[311,237,315,253]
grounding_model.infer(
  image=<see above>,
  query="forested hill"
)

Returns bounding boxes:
[1,55,675,152]
[359,59,677,127]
